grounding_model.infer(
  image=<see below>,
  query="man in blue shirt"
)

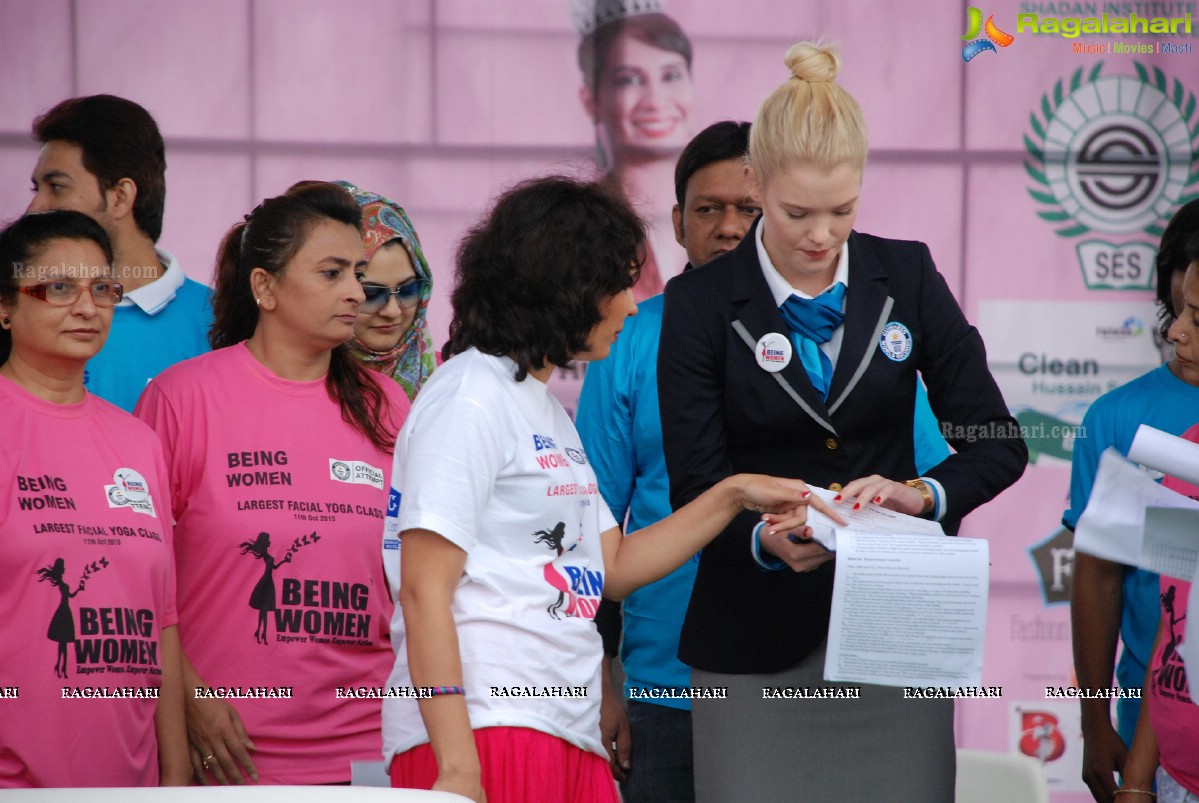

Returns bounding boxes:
[578,120,762,803]
[27,95,211,411]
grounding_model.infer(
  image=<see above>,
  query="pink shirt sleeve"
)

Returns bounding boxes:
[135,377,205,523]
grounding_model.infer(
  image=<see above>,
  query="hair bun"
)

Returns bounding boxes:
[784,41,840,83]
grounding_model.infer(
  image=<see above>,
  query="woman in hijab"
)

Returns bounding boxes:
[335,181,436,401]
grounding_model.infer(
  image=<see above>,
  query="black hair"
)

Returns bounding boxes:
[445,175,644,380]
[1185,229,1199,268]
[1156,199,1199,339]
[210,181,395,454]
[0,210,114,364]
[674,121,752,209]
[33,95,167,242]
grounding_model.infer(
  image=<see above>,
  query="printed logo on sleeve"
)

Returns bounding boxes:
[328,459,385,490]
[384,487,402,547]
[104,468,157,518]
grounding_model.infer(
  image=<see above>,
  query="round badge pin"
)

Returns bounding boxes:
[878,322,913,362]
[112,468,149,501]
[755,333,793,373]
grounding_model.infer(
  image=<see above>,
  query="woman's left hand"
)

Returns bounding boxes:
[837,475,925,517]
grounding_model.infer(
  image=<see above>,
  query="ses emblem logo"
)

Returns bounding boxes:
[961,7,1015,61]
[1025,62,1199,290]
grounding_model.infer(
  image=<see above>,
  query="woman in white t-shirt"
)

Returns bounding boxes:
[384,176,841,803]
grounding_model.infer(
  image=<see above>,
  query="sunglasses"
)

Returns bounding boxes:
[360,279,424,313]
[18,280,125,307]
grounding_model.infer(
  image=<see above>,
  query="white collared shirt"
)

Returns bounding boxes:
[118,248,185,316]
[755,220,851,365]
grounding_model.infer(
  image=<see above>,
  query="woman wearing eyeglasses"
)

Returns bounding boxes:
[335,182,437,402]
[134,181,410,785]
[0,209,188,787]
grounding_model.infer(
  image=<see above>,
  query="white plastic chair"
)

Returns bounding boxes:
[955,748,1050,803]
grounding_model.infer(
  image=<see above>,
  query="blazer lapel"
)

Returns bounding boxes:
[728,229,836,433]
[826,232,893,414]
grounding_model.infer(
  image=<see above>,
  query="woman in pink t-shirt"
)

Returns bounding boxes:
[0,209,188,786]
[1120,262,1199,803]
[135,181,410,784]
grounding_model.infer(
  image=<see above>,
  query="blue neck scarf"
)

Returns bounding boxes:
[778,283,846,400]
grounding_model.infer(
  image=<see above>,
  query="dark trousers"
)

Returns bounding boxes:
[621,700,695,803]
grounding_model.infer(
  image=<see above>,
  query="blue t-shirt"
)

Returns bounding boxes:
[85,270,212,413]
[577,293,950,709]
[1064,363,1199,745]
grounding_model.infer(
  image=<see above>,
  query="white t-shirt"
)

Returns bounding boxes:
[382,348,616,761]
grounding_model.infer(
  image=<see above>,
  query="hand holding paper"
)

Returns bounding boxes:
[802,486,945,552]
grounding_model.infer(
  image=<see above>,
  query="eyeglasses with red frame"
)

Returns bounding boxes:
[17,280,125,307]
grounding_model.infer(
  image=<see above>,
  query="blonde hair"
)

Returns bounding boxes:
[749,42,868,181]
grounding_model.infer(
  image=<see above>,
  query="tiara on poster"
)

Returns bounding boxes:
[567,0,666,36]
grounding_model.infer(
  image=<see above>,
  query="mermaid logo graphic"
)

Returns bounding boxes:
[1024,62,1199,290]
[533,522,602,620]
[961,7,1015,61]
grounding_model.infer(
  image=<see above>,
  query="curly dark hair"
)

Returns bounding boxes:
[445,176,644,380]
[210,180,396,454]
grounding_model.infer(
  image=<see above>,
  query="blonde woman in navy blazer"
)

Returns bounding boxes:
[658,42,1027,802]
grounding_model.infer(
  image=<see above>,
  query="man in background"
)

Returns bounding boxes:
[27,94,211,411]
[577,120,761,803]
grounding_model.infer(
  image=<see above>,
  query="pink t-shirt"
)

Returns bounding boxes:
[0,375,176,788]
[135,343,409,784]
[1149,425,1199,795]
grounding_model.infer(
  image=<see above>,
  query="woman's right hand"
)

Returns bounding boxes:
[433,772,486,803]
[186,694,258,784]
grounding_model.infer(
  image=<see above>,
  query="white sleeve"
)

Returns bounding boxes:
[394,396,506,553]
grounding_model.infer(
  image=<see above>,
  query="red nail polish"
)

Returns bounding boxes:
[853,502,861,510]
[834,495,842,502]
[802,491,811,498]
[873,496,882,504]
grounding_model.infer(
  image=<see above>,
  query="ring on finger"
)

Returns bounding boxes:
[202,754,215,769]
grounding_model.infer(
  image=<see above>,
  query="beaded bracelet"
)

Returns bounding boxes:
[427,686,466,697]
[1113,790,1155,798]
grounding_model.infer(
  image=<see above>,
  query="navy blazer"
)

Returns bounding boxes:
[658,224,1027,674]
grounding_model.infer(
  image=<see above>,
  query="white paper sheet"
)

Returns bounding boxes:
[804,486,944,551]
[1141,507,1199,581]
[1072,449,1199,564]
[1075,442,1199,707]
[1130,425,1199,487]
[823,531,989,687]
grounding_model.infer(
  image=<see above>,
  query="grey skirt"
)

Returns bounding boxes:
[691,643,954,802]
